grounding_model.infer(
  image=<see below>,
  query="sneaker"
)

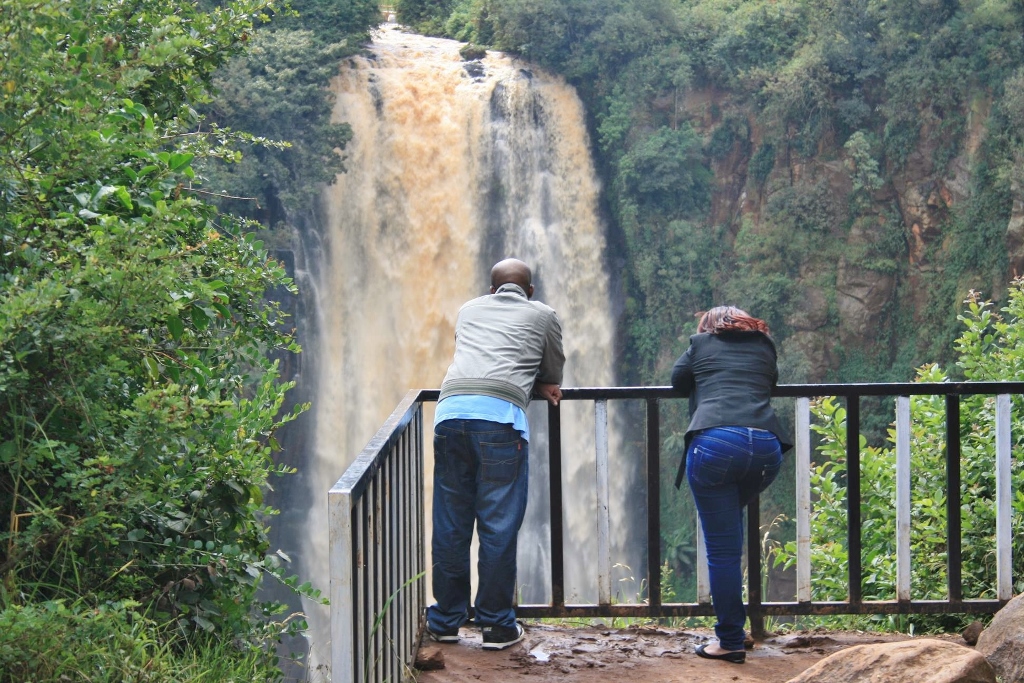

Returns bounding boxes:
[482,622,525,650]
[426,625,460,643]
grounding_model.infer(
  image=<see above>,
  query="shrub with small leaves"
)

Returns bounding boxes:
[0,0,319,658]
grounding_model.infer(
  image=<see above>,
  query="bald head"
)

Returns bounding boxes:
[490,258,534,297]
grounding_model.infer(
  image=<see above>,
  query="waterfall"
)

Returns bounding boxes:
[285,25,638,675]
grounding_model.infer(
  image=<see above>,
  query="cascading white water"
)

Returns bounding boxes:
[290,26,642,674]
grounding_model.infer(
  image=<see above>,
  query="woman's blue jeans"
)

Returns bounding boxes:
[687,426,783,651]
[427,419,528,632]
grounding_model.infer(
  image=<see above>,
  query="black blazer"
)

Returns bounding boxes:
[671,330,794,487]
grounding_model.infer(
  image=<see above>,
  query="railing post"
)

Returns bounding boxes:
[995,394,1012,600]
[646,398,662,609]
[696,524,710,604]
[549,401,565,608]
[595,400,612,605]
[370,477,383,680]
[846,395,862,604]
[747,493,763,638]
[795,397,812,603]
[946,395,963,602]
[329,486,356,683]
[896,396,911,602]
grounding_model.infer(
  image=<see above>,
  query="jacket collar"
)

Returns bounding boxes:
[494,283,528,298]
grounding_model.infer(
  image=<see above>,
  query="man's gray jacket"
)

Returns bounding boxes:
[438,283,565,411]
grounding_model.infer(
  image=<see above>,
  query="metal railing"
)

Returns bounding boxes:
[330,381,1023,682]
[329,391,426,683]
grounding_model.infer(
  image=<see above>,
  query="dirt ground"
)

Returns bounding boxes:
[413,623,966,682]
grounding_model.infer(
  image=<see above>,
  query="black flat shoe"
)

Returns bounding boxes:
[695,643,746,663]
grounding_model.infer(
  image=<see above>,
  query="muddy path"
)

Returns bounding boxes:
[414,624,965,682]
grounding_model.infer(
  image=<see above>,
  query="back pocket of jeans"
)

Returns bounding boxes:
[480,439,521,484]
[691,444,732,487]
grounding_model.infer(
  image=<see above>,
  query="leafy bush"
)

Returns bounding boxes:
[202,28,355,226]
[748,143,776,186]
[397,0,453,35]
[618,126,711,217]
[0,0,319,662]
[771,282,1024,627]
[0,601,281,683]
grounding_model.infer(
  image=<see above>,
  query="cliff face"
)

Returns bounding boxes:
[681,89,1014,381]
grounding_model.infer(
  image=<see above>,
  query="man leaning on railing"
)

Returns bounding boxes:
[425,258,565,650]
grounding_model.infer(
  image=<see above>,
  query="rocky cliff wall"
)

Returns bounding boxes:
[679,89,1015,382]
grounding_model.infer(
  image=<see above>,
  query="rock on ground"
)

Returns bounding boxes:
[785,638,995,683]
[976,592,1024,683]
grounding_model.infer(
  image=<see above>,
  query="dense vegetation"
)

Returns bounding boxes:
[0,0,374,679]
[198,0,379,229]
[772,281,1024,631]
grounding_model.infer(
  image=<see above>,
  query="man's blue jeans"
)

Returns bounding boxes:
[687,426,783,651]
[427,419,528,632]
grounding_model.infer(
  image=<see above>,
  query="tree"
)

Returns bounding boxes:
[0,0,313,667]
[198,0,378,226]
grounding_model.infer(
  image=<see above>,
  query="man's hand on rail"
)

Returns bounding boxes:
[536,383,562,406]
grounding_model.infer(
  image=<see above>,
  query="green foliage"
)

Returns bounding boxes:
[198,0,379,226]
[771,284,1024,630]
[0,0,318,665]
[397,0,454,35]
[444,0,497,43]
[272,0,379,39]
[0,601,282,682]
[748,143,776,186]
[843,131,883,196]
[722,180,845,335]
[201,28,354,225]
[459,42,488,60]
[619,213,724,377]
[618,126,711,216]
[706,114,751,161]
[487,0,682,92]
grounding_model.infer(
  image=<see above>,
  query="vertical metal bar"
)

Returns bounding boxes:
[380,454,390,683]
[847,395,862,604]
[896,396,911,602]
[329,487,355,683]
[595,400,612,605]
[996,394,1012,601]
[548,402,565,607]
[397,432,409,671]
[747,494,763,638]
[413,407,424,647]
[393,440,405,682]
[402,430,412,670]
[362,479,372,682]
[696,523,710,604]
[646,398,662,608]
[417,409,427,623]
[372,475,383,682]
[946,394,962,602]
[357,493,368,682]
[386,446,397,683]
[795,397,812,602]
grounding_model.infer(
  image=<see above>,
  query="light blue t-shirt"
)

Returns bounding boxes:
[434,394,530,442]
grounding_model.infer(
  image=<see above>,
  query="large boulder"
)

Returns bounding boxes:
[785,638,996,683]
[976,593,1024,683]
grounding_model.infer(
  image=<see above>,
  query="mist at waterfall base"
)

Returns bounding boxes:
[264,26,647,678]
